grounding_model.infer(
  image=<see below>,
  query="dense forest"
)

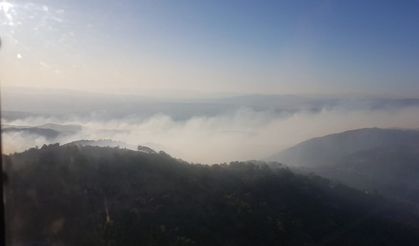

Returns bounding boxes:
[4,144,419,245]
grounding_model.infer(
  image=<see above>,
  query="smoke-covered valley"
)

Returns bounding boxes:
[3,88,419,163]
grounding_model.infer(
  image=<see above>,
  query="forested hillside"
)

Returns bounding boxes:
[4,144,419,245]
[271,128,419,203]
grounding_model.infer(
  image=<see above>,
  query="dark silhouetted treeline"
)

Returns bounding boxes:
[4,144,419,245]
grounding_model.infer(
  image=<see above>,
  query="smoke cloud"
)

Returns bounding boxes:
[3,106,419,163]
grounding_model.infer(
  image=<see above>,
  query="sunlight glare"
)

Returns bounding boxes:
[0,0,15,26]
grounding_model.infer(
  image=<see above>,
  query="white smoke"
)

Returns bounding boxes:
[3,106,419,163]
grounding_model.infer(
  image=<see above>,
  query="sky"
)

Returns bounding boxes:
[1,0,419,96]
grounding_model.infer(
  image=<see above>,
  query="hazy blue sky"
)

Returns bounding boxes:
[1,0,418,96]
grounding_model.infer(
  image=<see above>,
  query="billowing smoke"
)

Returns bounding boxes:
[3,106,419,163]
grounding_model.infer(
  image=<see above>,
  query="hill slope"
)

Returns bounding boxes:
[271,128,419,203]
[4,144,419,245]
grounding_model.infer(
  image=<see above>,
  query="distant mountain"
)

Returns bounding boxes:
[2,123,82,139]
[3,87,419,120]
[2,127,60,139]
[271,128,419,203]
[213,94,419,110]
[4,144,419,245]
[38,123,81,135]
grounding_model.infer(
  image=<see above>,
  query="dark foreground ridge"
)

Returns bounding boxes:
[3,144,419,245]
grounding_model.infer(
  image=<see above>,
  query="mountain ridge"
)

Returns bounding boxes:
[270,128,419,203]
[4,144,419,245]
